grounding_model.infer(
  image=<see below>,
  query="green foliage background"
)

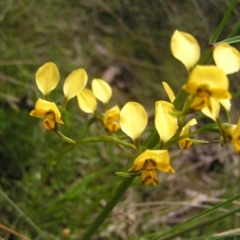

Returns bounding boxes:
[1,0,240,239]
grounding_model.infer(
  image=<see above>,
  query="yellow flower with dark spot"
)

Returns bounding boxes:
[129,150,175,186]
[179,119,197,149]
[223,119,240,154]
[30,98,63,130]
[103,105,120,132]
[183,65,231,119]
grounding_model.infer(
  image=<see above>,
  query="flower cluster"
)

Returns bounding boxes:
[30,30,240,186]
[77,79,120,132]
[30,62,87,131]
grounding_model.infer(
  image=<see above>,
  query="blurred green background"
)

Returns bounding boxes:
[1,0,240,239]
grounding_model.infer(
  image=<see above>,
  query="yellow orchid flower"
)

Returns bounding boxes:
[171,30,240,74]
[103,105,120,132]
[120,102,148,141]
[223,119,240,154]
[163,79,227,120]
[155,101,178,143]
[30,98,63,130]
[179,118,197,149]
[129,150,175,186]
[36,62,60,97]
[77,88,97,114]
[183,65,231,118]
[63,68,88,102]
[92,79,112,104]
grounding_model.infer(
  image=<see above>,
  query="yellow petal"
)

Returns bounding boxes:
[149,151,175,173]
[213,43,240,74]
[162,82,175,103]
[189,94,207,110]
[232,142,240,154]
[92,79,112,104]
[179,118,197,149]
[201,98,220,121]
[155,101,178,143]
[77,88,97,113]
[183,65,231,99]
[43,117,56,130]
[36,62,60,96]
[219,99,231,112]
[30,98,63,124]
[120,102,148,141]
[141,169,158,186]
[134,149,170,166]
[223,124,236,140]
[171,30,200,71]
[233,118,240,139]
[63,69,88,101]
[231,119,240,154]
[103,105,120,132]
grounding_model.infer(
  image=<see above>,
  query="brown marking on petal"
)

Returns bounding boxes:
[107,122,120,132]
[143,158,157,171]
[227,134,232,140]
[153,177,158,185]
[209,43,215,49]
[44,120,54,130]
[185,140,192,149]
[197,84,211,97]
[168,167,175,173]
[191,98,206,110]
[46,111,56,120]
[142,172,158,185]
[191,85,212,111]
[142,174,152,185]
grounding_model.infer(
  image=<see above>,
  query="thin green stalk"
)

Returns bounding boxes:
[143,129,160,149]
[0,188,50,240]
[210,0,238,43]
[134,137,141,155]
[76,135,135,149]
[158,207,240,240]
[81,177,135,240]
[151,192,240,239]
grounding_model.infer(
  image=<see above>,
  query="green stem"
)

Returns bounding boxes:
[159,207,240,240]
[81,177,135,240]
[0,188,50,240]
[152,192,240,239]
[210,0,238,43]
[134,137,141,155]
[76,135,135,149]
